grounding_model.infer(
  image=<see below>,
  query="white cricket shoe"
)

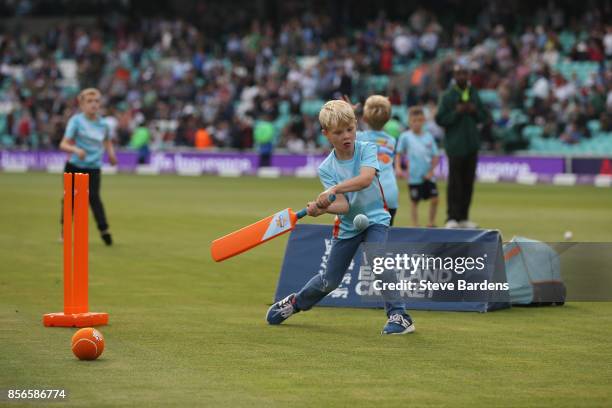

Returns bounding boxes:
[445,219,459,228]
[459,220,479,228]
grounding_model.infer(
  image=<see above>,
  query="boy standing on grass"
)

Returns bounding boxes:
[266,100,414,335]
[395,106,440,227]
[355,95,400,226]
[59,88,117,246]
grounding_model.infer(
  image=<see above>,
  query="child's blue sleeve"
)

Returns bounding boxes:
[318,166,336,189]
[65,117,78,140]
[360,142,380,171]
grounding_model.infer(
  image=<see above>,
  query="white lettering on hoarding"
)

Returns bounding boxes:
[149,153,255,173]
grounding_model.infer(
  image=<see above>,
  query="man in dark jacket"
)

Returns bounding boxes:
[435,64,489,228]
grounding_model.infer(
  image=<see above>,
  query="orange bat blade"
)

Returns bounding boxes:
[211,208,301,262]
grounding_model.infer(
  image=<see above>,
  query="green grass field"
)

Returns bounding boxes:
[1,173,611,407]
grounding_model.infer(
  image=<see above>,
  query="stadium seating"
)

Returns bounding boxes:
[0,7,609,155]
[554,61,600,82]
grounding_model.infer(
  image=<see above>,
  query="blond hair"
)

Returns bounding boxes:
[78,88,101,103]
[319,100,356,130]
[363,95,391,130]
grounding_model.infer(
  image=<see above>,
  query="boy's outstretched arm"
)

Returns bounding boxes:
[316,167,376,208]
[307,194,349,217]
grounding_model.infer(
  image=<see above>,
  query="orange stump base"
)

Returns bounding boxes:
[43,312,109,327]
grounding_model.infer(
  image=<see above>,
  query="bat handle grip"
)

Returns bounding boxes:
[297,194,336,219]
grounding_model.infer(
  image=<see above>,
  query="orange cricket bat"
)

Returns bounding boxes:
[211,195,335,262]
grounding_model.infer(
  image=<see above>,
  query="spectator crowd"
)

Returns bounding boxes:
[0,1,610,153]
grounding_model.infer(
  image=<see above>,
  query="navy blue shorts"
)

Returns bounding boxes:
[408,180,438,202]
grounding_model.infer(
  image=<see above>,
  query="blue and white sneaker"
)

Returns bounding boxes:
[382,314,415,335]
[266,293,299,325]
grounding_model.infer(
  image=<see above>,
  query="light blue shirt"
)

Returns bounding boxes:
[318,141,391,239]
[356,130,399,209]
[396,130,439,185]
[65,113,109,168]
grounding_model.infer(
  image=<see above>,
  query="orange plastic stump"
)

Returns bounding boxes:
[44,173,109,327]
[43,312,109,327]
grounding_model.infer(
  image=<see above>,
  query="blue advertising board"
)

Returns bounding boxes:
[274,225,510,312]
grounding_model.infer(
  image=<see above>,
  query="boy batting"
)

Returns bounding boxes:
[266,100,414,335]
[59,88,117,246]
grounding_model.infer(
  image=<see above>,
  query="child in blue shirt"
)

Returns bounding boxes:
[395,106,440,227]
[356,95,399,225]
[59,88,117,245]
[266,100,414,335]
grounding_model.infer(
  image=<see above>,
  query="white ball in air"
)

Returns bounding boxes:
[353,214,370,231]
